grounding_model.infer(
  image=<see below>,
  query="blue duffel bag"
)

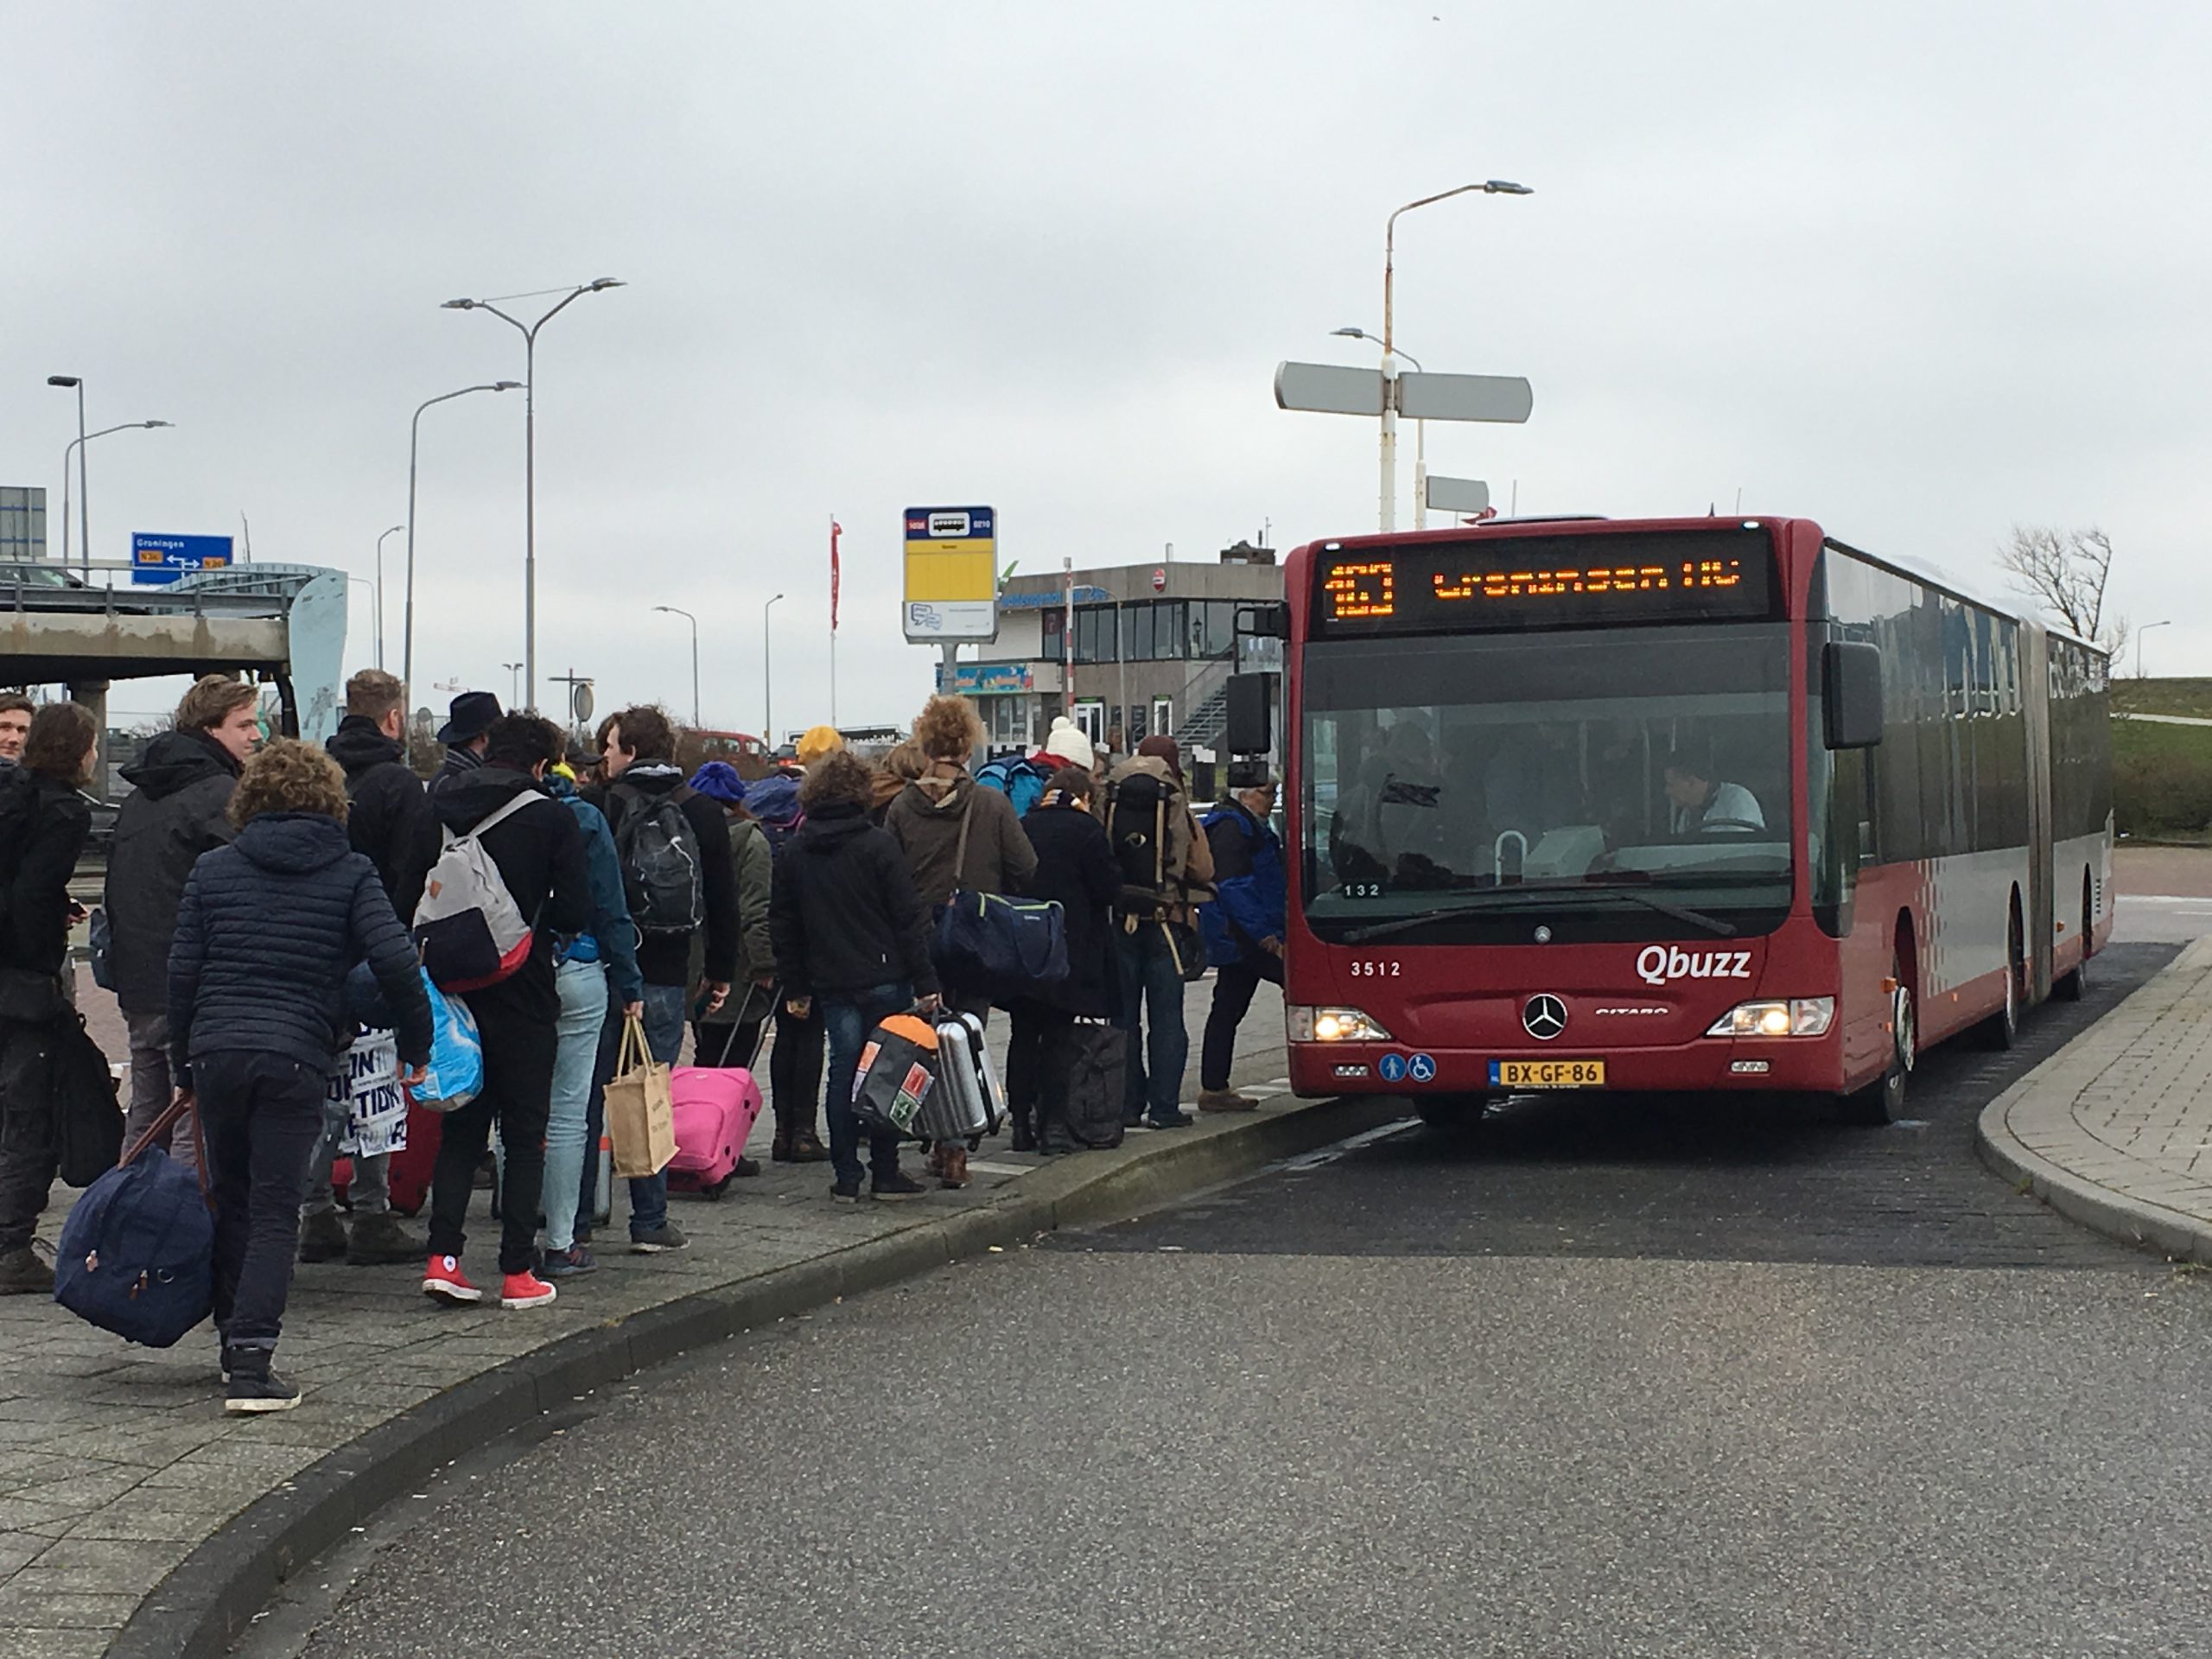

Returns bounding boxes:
[54,1094,213,1349]
[934,888,1069,1002]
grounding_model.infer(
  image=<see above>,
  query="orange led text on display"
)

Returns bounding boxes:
[1322,560,1396,619]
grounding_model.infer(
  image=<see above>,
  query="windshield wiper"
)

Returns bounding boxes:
[1337,884,1737,944]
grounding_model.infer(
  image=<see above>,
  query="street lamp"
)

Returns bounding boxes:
[653,605,701,727]
[372,524,404,671]
[763,594,785,749]
[2138,620,2171,680]
[46,377,86,571]
[55,422,174,572]
[442,277,626,713]
[404,381,521,717]
[1376,179,1531,531]
[1333,328,1433,526]
[501,662,524,709]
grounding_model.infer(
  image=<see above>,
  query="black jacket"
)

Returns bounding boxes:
[430,768,592,1025]
[168,812,432,1080]
[327,715,439,919]
[589,762,740,989]
[103,728,239,1015]
[1017,801,1123,1017]
[769,801,938,1000]
[0,767,92,982]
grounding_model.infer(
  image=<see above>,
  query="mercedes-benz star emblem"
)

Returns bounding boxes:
[1522,995,1568,1041]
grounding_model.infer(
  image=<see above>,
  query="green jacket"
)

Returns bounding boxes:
[693,815,775,1021]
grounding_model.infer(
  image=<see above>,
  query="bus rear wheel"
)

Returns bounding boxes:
[1978,906,2025,1051]
[1414,1094,1492,1134]
[2056,877,2093,1002]
[1848,955,1915,1125]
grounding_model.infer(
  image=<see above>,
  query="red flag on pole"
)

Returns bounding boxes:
[830,518,842,633]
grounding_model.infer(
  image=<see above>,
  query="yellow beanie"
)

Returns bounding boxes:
[795,724,845,765]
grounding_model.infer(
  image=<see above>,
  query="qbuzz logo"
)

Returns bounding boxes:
[1522,995,1568,1041]
[1636,946,1752,988]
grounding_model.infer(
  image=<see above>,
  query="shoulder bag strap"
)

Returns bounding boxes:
[952,798,974,887]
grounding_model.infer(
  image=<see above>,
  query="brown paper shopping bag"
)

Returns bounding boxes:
[605,1014,677,1179]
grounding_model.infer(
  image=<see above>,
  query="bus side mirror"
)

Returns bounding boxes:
[1823,642,1883,749]
[1225,671,1274,756]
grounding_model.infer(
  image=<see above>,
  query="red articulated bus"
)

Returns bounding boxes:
[1267,516,2112,1126]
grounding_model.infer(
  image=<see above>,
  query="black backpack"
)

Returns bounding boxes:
[613,783,706,938]
[1106,772,1179,921]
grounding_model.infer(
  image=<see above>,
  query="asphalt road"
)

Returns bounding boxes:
[270,942,2212,1659]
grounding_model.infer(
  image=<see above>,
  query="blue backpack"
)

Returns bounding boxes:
[976,755,1050,818]
[54,1096,213,1349]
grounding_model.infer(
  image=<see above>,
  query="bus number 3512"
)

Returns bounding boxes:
[1349,961,1402,977]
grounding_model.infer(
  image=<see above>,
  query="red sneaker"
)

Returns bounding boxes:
[499,1271,557,1310]
[422,1254,482,1304]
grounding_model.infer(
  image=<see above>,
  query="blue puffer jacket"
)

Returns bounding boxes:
[168,811,432,1084]
[1198,800,1287,968]
[547,773,645,1006]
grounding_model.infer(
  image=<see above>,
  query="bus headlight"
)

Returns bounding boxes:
[1287,1006,1394,1043]
[1705,998,1834,1038]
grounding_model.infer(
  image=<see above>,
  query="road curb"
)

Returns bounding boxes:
[1974,936,2212,1266]
[111,1090,1404,1659]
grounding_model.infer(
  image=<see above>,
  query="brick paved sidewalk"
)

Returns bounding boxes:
[0,978,1304,1657]
[1979,934,2212,1263]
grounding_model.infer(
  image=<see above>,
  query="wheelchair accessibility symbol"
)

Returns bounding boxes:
[1378,1052,1437,1085]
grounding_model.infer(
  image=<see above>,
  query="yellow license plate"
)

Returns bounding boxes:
[1491,1058,1606,1089]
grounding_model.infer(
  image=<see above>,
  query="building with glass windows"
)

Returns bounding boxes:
[935,541,1285,760]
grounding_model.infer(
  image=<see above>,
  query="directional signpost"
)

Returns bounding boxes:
[1275,364,1533,531]
[130,531,232,586]
[903,505,997,643]
[1422,475,1491,515]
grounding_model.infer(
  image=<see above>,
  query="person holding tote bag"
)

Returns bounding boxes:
[167,740,432,1411]
[1006,768,1123,1154]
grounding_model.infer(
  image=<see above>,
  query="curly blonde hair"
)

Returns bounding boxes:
[912,695,984,763]
[229,739,349,829]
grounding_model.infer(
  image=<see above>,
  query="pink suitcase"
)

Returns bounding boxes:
[666,1065,764,1199]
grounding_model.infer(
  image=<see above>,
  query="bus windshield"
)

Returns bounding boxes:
[1301,621,1795,943]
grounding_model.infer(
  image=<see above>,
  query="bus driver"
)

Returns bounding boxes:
[1662,752,1765,835]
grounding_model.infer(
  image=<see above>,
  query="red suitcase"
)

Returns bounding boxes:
[333,1101,444,1217]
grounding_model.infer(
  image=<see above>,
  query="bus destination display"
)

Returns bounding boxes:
[1314,528,1775,635]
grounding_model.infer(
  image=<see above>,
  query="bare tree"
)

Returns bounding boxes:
[1999,524,2128,658]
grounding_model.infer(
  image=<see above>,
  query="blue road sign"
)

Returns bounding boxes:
[1408,1053,1438,1084]
[1377,1052,1409,1084]
[131,532,232,586]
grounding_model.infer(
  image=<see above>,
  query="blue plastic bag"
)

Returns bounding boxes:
[410,968,483,1112]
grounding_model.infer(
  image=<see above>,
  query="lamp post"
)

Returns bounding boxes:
[442,278,626,714]
[500,662,524,709]
[372,524,404,671]
[653,605,701,727]
[763,593,785,749]
[54,421,174,572]
[46,377,86,571]
[1377,180,1531,531]
[2137,620,2171,680]
[1333,329,1430,525]
[404,381,520,716]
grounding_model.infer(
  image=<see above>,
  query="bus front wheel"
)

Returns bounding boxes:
[1848,958,1915,1125]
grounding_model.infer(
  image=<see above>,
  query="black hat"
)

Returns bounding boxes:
[436,690,503,747]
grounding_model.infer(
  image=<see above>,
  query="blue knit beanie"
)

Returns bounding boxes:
[689,761,747,805]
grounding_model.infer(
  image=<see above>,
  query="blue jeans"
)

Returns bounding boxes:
[823,982,912,1190]
[541,958,608,1252]
[626,982,688,1237]
[1116,925,1189,1124]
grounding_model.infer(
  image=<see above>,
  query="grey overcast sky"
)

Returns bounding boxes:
[4,1,2207,729]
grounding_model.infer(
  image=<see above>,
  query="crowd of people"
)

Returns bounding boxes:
[0,674,1287,1414]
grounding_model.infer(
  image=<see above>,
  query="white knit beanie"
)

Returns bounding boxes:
[1041,715,1096,772]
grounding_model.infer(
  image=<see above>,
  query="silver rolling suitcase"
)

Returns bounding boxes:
[921,1012,1004,1141]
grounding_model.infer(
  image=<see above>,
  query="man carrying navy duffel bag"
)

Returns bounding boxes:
[167,740,431,1412]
